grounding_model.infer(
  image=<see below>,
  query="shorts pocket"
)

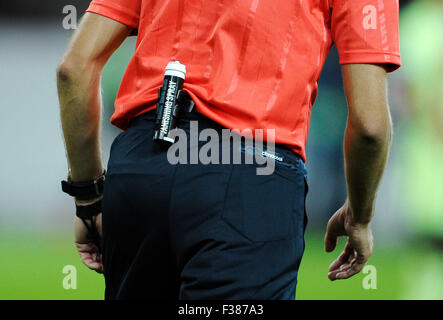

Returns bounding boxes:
[221,163,305,243]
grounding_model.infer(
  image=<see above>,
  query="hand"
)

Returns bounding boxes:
[324,201,373,281]
[74,212,103,273]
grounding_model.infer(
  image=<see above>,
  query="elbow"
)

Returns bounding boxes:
[359,129,391,149]
[56,54,96,84]
[350,118,393,149]
[57,59,78,84]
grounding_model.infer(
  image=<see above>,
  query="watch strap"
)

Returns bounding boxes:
[76,199,102,219]
[61,171,105,199]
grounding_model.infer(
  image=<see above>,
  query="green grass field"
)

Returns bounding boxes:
[0,232,440,300]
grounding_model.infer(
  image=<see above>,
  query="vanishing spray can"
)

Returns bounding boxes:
[153,61,186,144]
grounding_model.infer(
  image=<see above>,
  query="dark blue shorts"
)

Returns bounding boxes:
[102,109,308,300]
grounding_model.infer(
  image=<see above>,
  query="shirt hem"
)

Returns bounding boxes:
[86,1,139,29]
[339,51,401,72]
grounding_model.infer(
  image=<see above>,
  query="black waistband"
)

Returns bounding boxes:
[129,107,305,169]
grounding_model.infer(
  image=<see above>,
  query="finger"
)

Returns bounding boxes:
[328,247,356,280]
[79,251,104,273]
[334,260,365,280]
[75,242,104,273]
[329,244,372,281]
[328,242,353,271]
[328,255,356,280]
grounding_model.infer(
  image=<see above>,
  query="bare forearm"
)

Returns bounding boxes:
[56,13,131,182]
[341,63,393,224]
[344,112,392,224]
[57,61,104,182]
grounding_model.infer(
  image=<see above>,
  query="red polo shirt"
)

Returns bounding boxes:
[87,0,401,161]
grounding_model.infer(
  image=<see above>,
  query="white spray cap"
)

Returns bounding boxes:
[165,61,186,79]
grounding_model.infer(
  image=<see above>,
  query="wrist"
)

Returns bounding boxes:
[345,199,373,226]
[61,169,106,202]
[75,197,102,219]
[75,194,103,206]
[69,166,105,183]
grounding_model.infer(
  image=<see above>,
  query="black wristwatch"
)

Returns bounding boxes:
[61,171,105,199]
[61,170,106,219]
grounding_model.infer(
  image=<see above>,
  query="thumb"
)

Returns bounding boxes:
[324,230,337,252]
[324,209,346,252]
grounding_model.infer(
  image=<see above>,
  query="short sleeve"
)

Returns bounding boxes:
[331,0,401,72]
[86,0,141,30]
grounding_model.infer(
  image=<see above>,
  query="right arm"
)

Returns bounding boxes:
[57,13,132,272]
[57,13,132,182]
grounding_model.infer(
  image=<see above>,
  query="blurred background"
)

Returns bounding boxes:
[0,0,441,299]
